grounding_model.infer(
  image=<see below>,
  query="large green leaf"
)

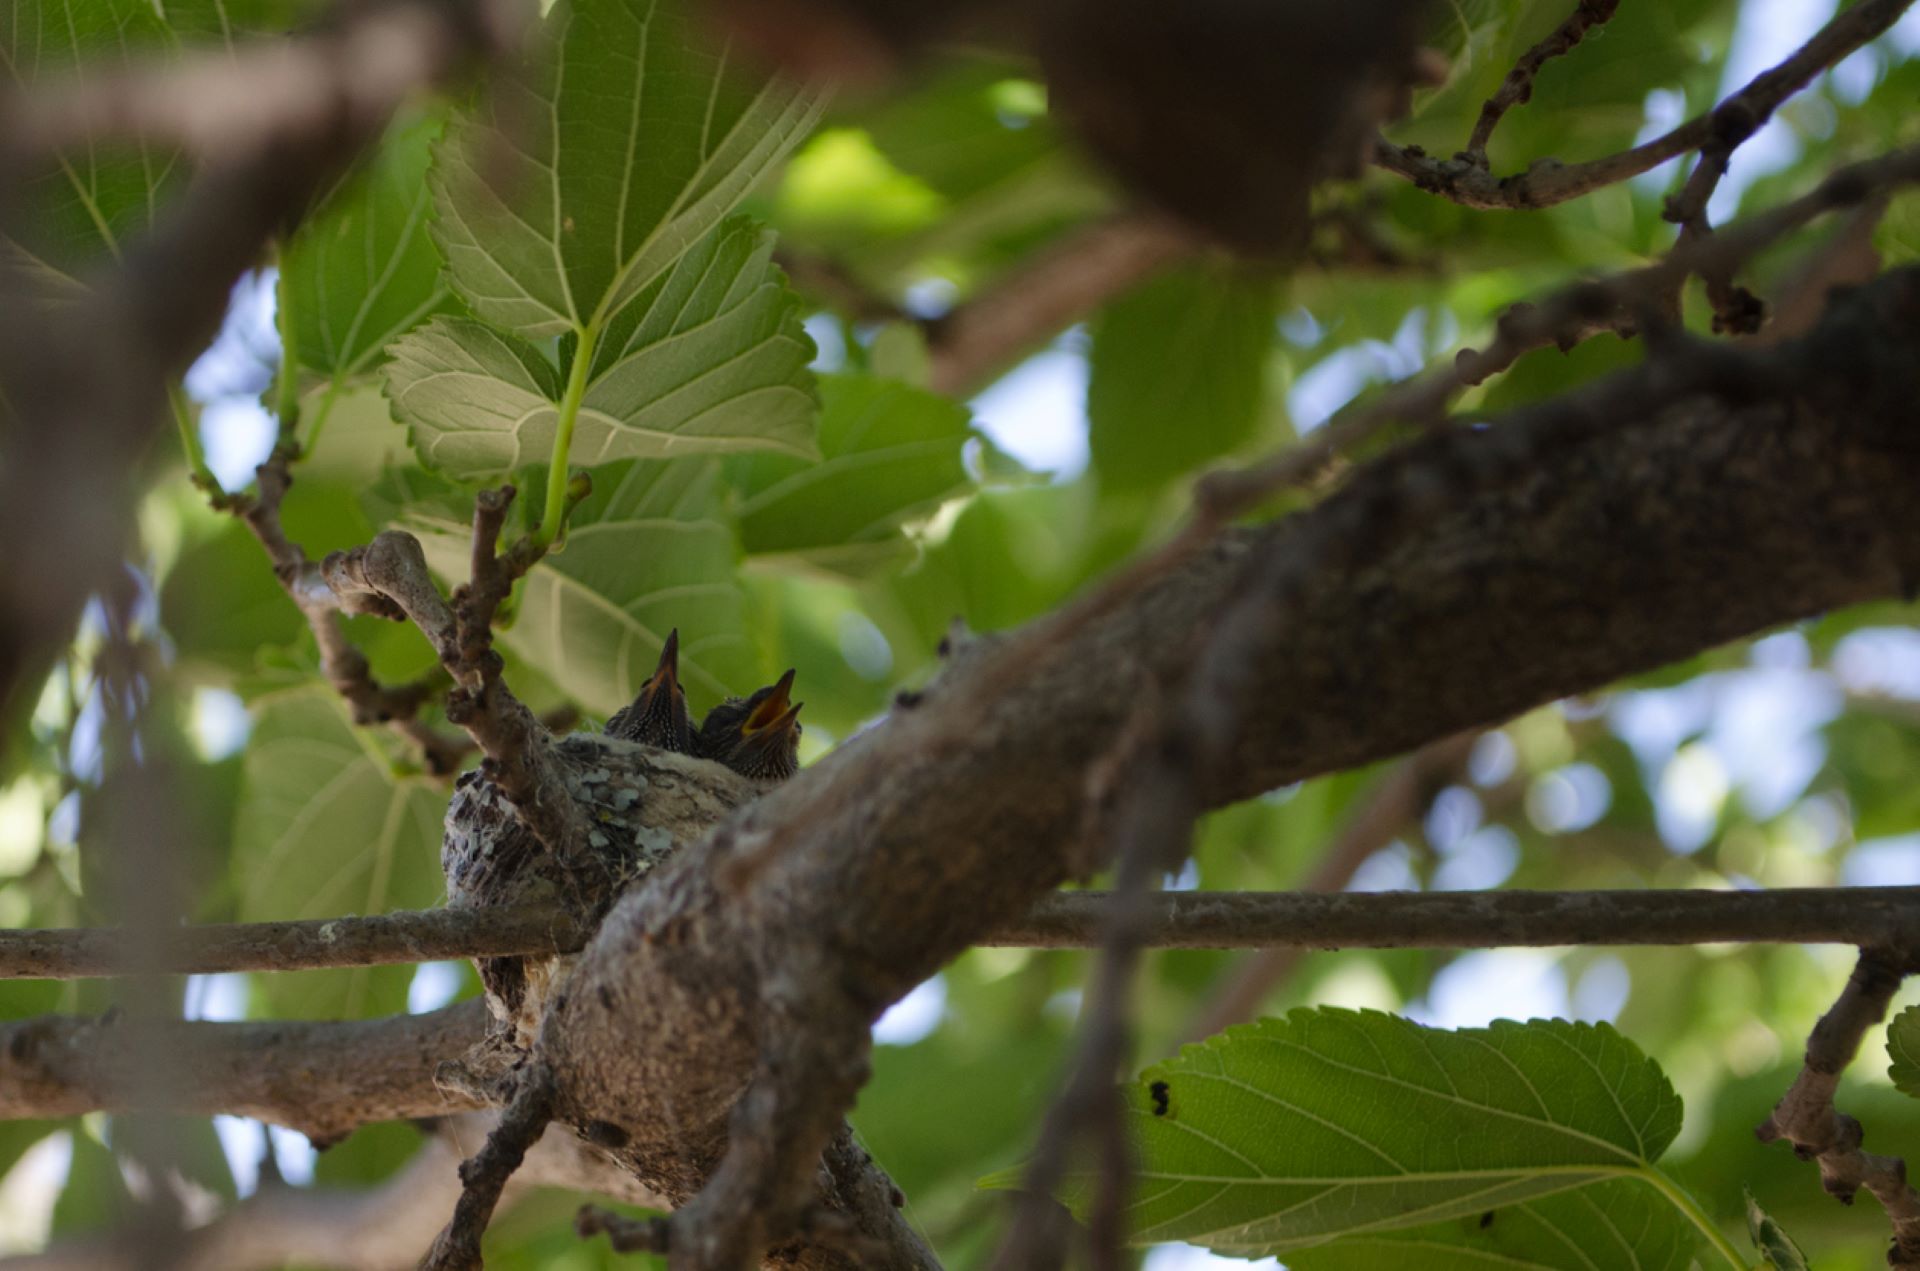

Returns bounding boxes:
[232,685,445,1018]
[387,218,817,476]
[1002,1009,1699,1262]
[1284,1178,1698,1271]
[396,459,757,711]
[280,112,454,384]
[728,372,973,577]
[1087,268,1277,492]
[428,0,823,339]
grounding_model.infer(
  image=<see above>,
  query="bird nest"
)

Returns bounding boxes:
[441,732,762,1046]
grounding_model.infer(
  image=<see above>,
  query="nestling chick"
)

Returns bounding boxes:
[605,629,694,753]
[696,667,804,781]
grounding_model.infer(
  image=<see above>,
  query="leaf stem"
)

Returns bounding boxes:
[169,382,221,496]
[535,322,600,550]
[1640,1168,1746,1270]
[273,270,303,444]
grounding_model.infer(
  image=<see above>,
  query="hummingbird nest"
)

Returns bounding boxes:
[442,731,762,1047]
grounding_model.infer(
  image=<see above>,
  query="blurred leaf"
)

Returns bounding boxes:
[730,373,972,578]
[1088,268,1277,491]
[52,1126,128,1237]
[314,1120,426,1186]
[232,686,444,1018]
[280,111,454,383]
[1746,1187,1810,1271]
[387,219,818,477]
[858,59,1062,204]
[0,0,181,289]
[161,522,306,680]
[989,1010,1694,1261]
[428,0,822,339]
[775,129,947,247]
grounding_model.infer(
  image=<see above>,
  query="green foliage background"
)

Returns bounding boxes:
[4,0,1920,1265]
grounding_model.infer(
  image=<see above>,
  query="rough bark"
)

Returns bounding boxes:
[0,1002,488,1145]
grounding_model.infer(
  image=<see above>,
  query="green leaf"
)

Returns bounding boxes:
[1888,1005,1920,1100]
[1744,1187,1809,1271]
[280,112,454,383]
[728,372,973,577]
[1285,1178,1699,1271]
[396,459,758,709]
[1087,268,1277,492]
[232,686,445,1018]
[993,1009,1693,1262]
[428,0,823,339]
[387,218,817,477]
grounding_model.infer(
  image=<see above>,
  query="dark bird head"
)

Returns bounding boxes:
[697,667,803,781]
[605,629,694,753]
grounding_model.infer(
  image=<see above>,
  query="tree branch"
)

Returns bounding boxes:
[21,882,1920,983]
[1759,948,1920,1267]
[0,1001,489,1145]
[1374,0,1914,211]
[0,905,586,979]
[1463,0,1619,164]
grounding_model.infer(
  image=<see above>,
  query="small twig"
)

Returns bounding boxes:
[1759,948,1920,1266]
[0,903,584,979]
[1377,0,1916,210]
[226,448,471,771]
[421,1067,559,1271]
[1464,0,1620,164]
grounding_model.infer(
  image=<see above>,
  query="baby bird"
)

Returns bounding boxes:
[696,668,804,781]
[605,629,694,753]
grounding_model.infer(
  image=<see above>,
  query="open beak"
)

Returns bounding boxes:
[645,629,682,698]
[742,668,798,734]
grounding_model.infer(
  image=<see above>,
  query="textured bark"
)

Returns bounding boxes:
[533,271,1920,1261]
[0,1002,487,1145]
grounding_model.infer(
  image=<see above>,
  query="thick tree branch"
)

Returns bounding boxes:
[534,266,1920,1267]
[1374,0,1913,211]
[1760,949,1920,1267]
[0,1002,489,1145]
